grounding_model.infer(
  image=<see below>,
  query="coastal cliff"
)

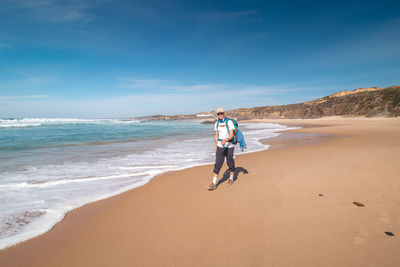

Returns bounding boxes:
[136,85,400,121]
[226,85,400,119]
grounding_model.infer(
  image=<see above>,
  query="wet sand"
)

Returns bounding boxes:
[1,117,400,266]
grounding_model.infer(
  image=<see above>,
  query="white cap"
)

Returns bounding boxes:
[216,107,224,113]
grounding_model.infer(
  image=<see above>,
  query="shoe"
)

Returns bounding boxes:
[226,179,234,186]
[207,183,217,191]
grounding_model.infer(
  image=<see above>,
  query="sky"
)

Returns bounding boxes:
[0,0,399,118]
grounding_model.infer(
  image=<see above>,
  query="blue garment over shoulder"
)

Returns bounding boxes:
[237,130,247,151]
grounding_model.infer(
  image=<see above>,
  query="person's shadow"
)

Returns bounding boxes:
[217,167,248,186]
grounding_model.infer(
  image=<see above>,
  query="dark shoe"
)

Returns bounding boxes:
[207,183,217,191]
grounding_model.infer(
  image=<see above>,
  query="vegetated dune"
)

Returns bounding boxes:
[227,85,400,119]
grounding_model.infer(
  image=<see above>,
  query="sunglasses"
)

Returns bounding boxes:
[217,112,224,115]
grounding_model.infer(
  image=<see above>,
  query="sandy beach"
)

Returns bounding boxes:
[1,117,400,266]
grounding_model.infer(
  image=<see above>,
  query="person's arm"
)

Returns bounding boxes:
[221,129,234,145]
[214,122,219,151]
[215,130,219,151]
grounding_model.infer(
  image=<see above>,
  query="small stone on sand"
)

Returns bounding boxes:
[384,232,395,237]
[353,201,365,207]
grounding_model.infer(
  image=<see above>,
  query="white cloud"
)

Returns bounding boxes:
[0,95,53,100]
[0,78,318,118]
[2,0,103,22]
[198,10,259,21]
[119,78,308,96]
[120,79,170,89]
[0,75,56,89]
[306,17,400,65]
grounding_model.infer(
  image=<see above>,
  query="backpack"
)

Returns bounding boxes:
[217,118,247,151]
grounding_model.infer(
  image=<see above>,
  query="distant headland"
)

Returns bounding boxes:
[134,85,400,121]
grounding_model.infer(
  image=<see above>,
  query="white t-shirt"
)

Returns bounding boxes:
[214,118,235,148]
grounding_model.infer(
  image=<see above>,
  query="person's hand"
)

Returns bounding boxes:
[221,139,226,145]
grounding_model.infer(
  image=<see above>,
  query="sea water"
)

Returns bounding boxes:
[0,118,299,249]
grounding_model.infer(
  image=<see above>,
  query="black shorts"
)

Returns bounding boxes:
[213,147,235,174]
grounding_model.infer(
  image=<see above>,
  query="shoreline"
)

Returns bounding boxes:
[1,117,400,266]
[0,121,300,251]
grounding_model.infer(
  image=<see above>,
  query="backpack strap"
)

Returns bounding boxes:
[225,118,230,133]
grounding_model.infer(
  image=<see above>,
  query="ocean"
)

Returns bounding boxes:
[0,118,298,249]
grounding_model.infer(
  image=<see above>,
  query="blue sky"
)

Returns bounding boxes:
[0,0,399,118]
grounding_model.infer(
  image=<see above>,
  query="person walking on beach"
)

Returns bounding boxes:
[208,107,235,190]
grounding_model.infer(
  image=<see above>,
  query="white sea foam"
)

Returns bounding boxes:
[0,171,162,190]
[0,122,299,250]
[0,118,140,128]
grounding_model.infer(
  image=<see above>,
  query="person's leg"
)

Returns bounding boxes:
[226,147,235,181]
[211,147,225,187]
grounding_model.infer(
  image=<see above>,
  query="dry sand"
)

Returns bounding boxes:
[1,117,400,266]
